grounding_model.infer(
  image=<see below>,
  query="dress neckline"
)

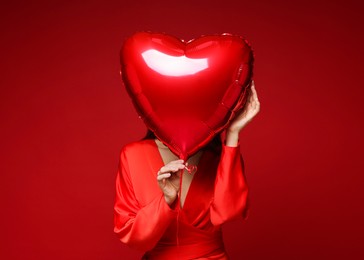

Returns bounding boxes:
[148,138,207,210]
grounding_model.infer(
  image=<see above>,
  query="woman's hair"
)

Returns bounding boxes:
[142,129,222,155]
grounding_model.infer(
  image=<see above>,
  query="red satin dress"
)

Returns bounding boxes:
[114,139,249,259]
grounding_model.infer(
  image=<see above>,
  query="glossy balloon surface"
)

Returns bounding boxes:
[120,32,254,160]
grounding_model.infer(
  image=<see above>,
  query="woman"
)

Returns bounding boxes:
[114,81,260,259]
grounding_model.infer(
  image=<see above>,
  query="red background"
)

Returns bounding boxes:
[1,0,363,259]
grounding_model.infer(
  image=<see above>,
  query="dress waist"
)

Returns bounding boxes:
[142,235,227,260]
[142,207,228,259]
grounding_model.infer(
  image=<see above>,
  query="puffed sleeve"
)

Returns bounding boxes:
[210,144,249,226]
[113,147,178,251]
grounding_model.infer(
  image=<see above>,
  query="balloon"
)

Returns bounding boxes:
[120,32,254,160]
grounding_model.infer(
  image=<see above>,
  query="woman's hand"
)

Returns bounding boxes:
[226,80,260,146]
[157,159,185,206]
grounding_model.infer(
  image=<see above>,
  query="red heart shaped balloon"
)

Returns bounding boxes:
[120,32,254,160]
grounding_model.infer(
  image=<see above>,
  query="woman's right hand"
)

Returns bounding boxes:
[157,159,185,206]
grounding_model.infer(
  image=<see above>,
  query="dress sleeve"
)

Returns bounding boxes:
[210,144,250,226]
[113,147,178,251]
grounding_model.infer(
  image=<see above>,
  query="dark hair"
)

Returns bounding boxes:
[142,129,222,155]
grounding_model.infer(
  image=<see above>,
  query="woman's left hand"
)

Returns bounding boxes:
[225,80,260,146]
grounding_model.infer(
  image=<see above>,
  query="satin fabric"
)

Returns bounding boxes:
[114,139,249,259]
